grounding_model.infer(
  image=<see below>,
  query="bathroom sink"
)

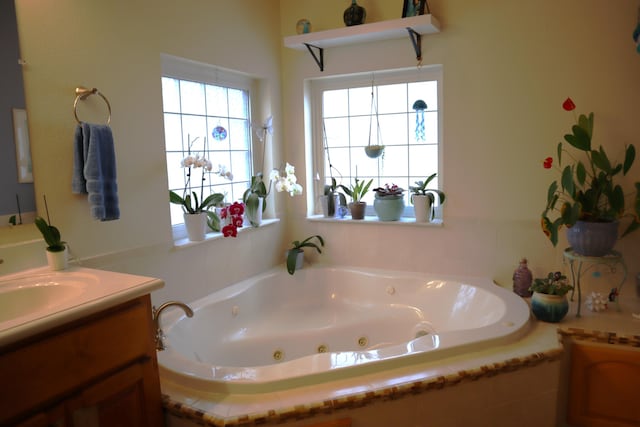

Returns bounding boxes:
[0,273,94,324]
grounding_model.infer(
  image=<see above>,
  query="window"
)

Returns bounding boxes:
[161,55,255,238]
[311,66,442,218]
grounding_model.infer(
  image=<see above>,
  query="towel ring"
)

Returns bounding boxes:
[73,86,111,124]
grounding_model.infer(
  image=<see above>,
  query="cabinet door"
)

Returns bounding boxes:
[68,360,162,427]
[568,342,640,427]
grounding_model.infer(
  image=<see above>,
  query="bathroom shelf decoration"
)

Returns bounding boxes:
[283,14,440,71]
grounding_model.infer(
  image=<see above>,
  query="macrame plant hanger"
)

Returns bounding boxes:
[365,76,385,159]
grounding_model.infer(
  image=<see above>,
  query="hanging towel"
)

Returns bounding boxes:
[72,122,120,221]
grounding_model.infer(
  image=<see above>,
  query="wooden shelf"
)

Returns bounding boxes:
[284,14,440,50]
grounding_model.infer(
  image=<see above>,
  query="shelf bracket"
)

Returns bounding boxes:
[304,43,324,72]
[406,27,422,61]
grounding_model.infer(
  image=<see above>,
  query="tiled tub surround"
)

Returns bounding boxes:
[158,266,531,393]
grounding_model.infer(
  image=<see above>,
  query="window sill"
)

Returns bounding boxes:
[307,215,443,227]
[172,219,280,249]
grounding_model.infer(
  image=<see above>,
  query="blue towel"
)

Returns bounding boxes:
[72,123,120,221]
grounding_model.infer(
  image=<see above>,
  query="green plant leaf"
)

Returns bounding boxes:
[561,165,574,195]
[624,144,636,175]
[286,249,301,275]
[578,112,594,139]
[557,142,563,165]
[546,181,558,206]
[591,147,611,173]
[565,125,591,151]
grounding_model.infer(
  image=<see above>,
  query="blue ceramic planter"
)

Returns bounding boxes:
[531,292,569,323]
[566,220,618,257]
[373,196,404,221]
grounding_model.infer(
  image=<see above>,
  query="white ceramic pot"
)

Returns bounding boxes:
[245,196,264,227]
[46,246,68,271]
[184,212,208,241]
[412,194,433,222]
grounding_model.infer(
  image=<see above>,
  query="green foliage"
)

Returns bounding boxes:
[529,272,573,296]
[339,178,373,203]
[242,174,268,227]
[35,216,65,252]
[541,105,640,246]
[286,235,325,275]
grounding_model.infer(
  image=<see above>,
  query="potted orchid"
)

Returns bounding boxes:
[243,162,303,227]
[409,173,446,222]
[286,234,324,275]
[339,177,373,220]
[541,98,640,256]
[372,183,405,221]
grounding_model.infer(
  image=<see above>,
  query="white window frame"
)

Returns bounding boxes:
[161,54,257,241]
[310,66,443,220]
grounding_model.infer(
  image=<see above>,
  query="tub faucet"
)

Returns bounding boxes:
[152,301,194,351]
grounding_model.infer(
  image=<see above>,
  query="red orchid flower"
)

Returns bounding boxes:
[219,207,228,219]
[543,157,553,169]
[229,201,244,216]
[562,97,576,111]
[231,215,243,227]
[222,224,238,237]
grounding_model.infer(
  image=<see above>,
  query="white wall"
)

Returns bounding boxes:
[278,0,640,288]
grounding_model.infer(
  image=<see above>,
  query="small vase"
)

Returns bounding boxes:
[349,201,367,220]
[566,220,619,257]
[512,258,533,297]
[343,0,366,26]
[46,246,68,271]
[245,197,264,227]
[412,194,433,223]
[184,212,208,241]
[531,292,569,323]
[374,196,404,221]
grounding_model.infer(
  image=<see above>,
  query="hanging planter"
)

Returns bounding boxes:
[364,79,385,159]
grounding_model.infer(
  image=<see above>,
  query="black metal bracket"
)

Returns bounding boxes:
[304,43,324,72]
[406,27,422,61]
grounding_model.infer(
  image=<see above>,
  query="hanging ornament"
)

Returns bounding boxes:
[252,115,273,142]
[412,99,427,142]
[365,81,384,159]
[212,124,227,141]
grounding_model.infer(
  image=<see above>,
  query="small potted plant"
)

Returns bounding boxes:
[35,215,67,270]
[372,183,405,221]
[243,173,269,227]
[409,173,446,222]
[322,177,346,218]
[339,177,373,220]
[286,234,324,275]
[529,271,574,323]
[541,97,640,256]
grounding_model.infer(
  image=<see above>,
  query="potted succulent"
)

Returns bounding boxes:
[286,234,324,275]
[372,183,405,221]
[409,173,446,222]
[529,272,574,323]
[339,177,373,220]
[541,97,640,256]
[35,215,67,270]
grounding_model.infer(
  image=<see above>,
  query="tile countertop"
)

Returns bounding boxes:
[557,293,640,337]
[0,265,164,347]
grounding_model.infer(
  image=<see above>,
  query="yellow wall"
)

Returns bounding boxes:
[278,0,640,286]
[3,0,639,300]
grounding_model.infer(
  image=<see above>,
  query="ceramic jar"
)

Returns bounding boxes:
[566,220,618,257]
[343,0,366,26]
[374,196,404,221]
[530,292,569,323]
[184,212,208,241]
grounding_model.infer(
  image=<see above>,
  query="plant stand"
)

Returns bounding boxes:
[563,248,627,317]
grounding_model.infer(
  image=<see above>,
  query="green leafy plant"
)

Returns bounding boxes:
[35,216,65,252]
[529,272,574,296]
[243,173,269,226]
[541,98,640,246]
[324,177,347,216]
[339,177,373,203]
[286,234,324,275]
[409,173,446,205]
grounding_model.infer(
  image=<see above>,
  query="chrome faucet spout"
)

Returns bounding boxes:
[152,301,194,351]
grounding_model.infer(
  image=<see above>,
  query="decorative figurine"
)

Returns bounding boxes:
[513,258,533,297]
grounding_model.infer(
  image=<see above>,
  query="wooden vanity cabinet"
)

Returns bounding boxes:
[0,295,163,427]
[567,340,640,427]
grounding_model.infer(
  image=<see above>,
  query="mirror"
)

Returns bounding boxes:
[0,0,35,227]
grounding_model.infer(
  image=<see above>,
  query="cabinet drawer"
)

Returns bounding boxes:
[0,296,155,423]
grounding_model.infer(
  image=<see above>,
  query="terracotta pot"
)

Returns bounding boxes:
[349,201,366,220]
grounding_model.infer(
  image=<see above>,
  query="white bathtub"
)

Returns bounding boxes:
[157,266,531,393]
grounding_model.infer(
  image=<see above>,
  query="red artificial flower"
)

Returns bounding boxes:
[231,215,243,227]
[562,97,576,111]
[543,157,553,169]
[222,224,238,237]
[229,201,245,216]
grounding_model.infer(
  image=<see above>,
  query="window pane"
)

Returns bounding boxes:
[181,115,208,151]
[164,113,183,152]
[162,78,181,113]
[348,86,371,116]
[229,118,250,150]
[378,113,408,146]
[180,80,206,115]
[228,88,248,119]
[409,145,438,177]
[378,83,407,114]
[324,117,349,148]
[323,90,348,118]
[206,85,228,117]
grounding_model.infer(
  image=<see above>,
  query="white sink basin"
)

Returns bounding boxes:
[0,273,95,323]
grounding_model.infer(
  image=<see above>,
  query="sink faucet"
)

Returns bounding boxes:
[152,301,193,351]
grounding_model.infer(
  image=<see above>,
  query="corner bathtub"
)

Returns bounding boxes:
[158,266,530,393]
